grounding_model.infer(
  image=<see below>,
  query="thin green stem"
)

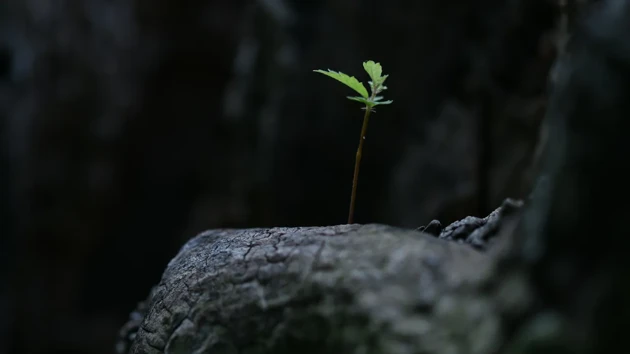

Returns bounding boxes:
[348,106,372,224]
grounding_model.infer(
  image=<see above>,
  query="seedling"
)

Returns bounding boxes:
[313,60,393,224]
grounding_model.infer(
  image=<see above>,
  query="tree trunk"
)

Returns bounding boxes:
[119,221,517,354]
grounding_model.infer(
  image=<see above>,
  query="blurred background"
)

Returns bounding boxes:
[0,0,566,353]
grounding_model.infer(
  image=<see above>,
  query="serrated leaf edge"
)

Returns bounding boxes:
[313,69,369,99]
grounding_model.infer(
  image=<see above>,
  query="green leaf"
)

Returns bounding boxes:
[313,69,369,99]
[315,61,393,110]
[363,61,383,84]
[369,76,388,90]
[347,96,372,106]
[377,75,389,87]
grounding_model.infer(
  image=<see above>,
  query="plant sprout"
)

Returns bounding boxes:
[313,60,393,224]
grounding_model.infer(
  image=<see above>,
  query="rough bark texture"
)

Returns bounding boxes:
[121,223,511,354]
[119,1,630,353]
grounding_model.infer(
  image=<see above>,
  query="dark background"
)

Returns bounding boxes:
[0,0,561,353]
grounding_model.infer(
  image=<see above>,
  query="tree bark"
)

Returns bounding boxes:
[120,222,518,354]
